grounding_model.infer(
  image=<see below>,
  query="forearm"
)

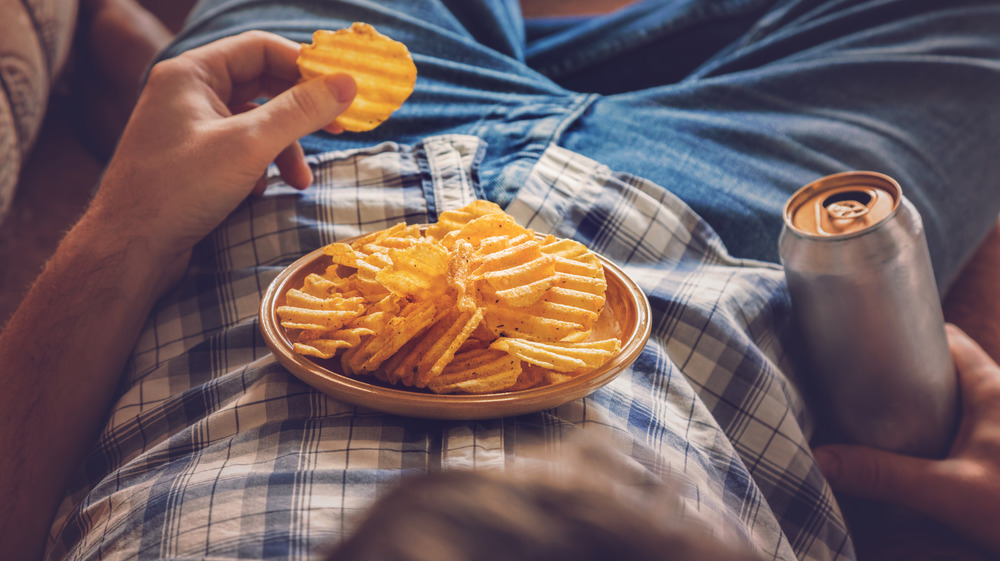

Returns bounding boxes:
[0,211,168,561]
[0,29,356,561]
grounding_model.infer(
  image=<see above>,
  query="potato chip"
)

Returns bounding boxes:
[542,236,606,291]
[448,239,477,312]
[425,200,505,241]
[480,283,594,342]
[440,213,530,250]
[540,234,600,262]
[353,252,393,301]
[294,327,373,359]
[341,299,442,376]
[472,237,554,290]
[297,23,417,132]
[349,292,403,332]
[376,242,449,299]
[508,363,549,391]
[356,228,423,255]
[350,223,420,252]
[456,336,489,354]
[489,337,621,373]
[383,307,484,387]
[426,349,522,394]
[323,243,361,268]
[277,293,365,331]
[299,272,350,298]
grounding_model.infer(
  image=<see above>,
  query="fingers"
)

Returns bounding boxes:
[274,142,312,189]
[946,324,1000,416]
[250,175,268,198]
[813,444,947,513]
[181,30,302,103]
[323,122,345,134]
[165,30,356,188]
[229,75,300,109]
[235,73,357,157]
[948,323,999,382]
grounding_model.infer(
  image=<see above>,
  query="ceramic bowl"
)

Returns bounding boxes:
[260,234,650,420]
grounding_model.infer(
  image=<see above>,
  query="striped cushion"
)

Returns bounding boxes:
[0,0,76,219]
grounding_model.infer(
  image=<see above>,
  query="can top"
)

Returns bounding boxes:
[783,171,901,238]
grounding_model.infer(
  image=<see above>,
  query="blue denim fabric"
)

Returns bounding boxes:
[162,0,1000,289]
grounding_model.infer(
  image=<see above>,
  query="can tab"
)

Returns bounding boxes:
[826,199,870,220]
[786,180,899,238]
[811,189,876,235]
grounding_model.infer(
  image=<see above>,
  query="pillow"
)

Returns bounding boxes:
[0,0,76,220]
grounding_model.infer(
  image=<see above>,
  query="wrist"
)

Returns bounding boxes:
[67,209,181,305]
[79,193,192,296]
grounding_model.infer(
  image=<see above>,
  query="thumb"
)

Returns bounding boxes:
[814,444,945,512]
[240,73,357,153]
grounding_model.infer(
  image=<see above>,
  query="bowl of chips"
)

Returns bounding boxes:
[259,202,650,420]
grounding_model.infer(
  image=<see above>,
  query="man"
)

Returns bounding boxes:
[2,1,1000,559]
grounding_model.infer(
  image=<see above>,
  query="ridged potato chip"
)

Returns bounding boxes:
[441,213,531,250]
[293,327,373,359]
[354,252,393,302]
[471,235,555,307]
[341,299,443,376]
[297,23,417,132]
[479,282,594,342]
[508,363,550,391]
[376,242,449,299]
[323,243,361,268]
[426,349,523,395]
[276,292,365,331]
[425,200,505,241]
[383,307,484,387]
[353,223,422,254]
[287,272,352,302]
[448,239,477,312]
[489,337,621,372]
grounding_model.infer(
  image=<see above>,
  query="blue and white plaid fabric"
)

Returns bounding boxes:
[45,135,852,561]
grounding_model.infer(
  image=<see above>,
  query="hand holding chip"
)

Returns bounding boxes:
[87,30,358,289]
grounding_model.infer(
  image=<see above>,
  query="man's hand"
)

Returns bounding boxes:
[90,30,356,286]
[814,324,1000,555]
[0,30,355,561]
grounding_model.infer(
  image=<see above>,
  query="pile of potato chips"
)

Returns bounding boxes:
[277,201,621,395]
[297,23,417,132]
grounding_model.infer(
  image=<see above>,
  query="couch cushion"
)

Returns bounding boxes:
[0,0,76,220]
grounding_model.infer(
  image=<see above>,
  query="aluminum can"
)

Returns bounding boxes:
[779,171,957,457]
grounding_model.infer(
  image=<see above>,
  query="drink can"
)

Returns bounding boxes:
[779,171,957,457]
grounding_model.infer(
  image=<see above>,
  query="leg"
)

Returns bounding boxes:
[525,0,780,93]
[161,0,828,210]
[945,217,1000,363]
[74,0,175,158]
[551,0,1000,289]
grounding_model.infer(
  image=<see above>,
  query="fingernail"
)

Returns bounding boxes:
[325,74,357,103]
[813,449,839,481]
